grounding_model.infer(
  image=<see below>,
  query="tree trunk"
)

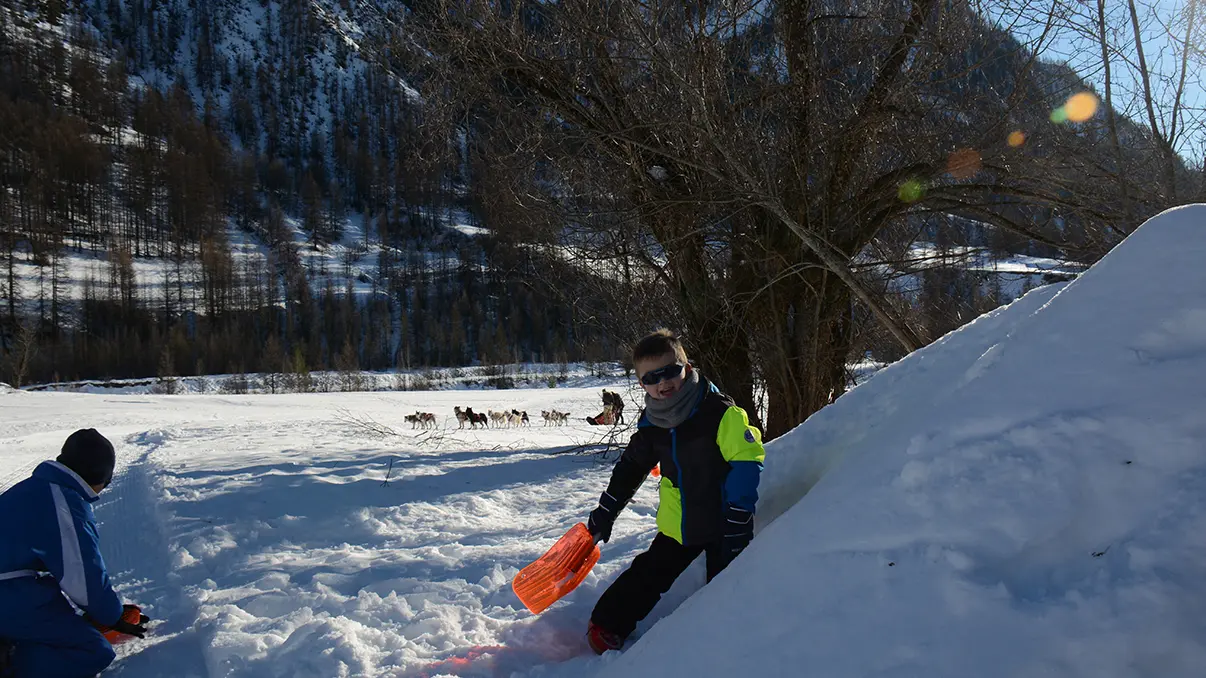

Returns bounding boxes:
[690,307,758,435]
[1098,0,1133,227]
[1127,0,1179,202]
[758,263,854,441]
[652,203,762,433]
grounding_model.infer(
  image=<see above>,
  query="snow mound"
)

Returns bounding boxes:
[0,382,15,394]
[601,204,1206,678]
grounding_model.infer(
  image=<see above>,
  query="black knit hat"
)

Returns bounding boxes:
[57,428,116,488]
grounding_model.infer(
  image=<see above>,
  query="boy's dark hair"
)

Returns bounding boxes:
[58,428,116,487]
[631,329,689,365]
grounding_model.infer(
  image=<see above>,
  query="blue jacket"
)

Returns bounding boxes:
[0,461,123,627]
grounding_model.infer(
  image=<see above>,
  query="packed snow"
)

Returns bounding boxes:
[3,205,1204,677]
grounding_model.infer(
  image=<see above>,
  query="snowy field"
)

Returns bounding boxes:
[0,383,692,678]
[3,205,1206,677]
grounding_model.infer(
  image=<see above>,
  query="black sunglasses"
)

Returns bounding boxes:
[640,363,684,386]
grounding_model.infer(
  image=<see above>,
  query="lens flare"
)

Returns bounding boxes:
[1007,130,1026,147]
[1065,92,1099,122]
[1050,107,1068,123]
[946,148,982,179]
[898,179,925,203]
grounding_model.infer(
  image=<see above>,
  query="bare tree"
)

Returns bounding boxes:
[3,320,39,388]
[412,0,1115,436]
[1043,0,1205,213]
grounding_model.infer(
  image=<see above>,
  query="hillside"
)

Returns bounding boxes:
[0,1,638,388]
[0,0,1176,409]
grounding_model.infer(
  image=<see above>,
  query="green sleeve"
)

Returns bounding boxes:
[716,406,765,463]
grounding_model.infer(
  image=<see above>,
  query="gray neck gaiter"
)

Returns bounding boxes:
[643,369,702,429]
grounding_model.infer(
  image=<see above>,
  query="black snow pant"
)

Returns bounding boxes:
[590,532,730,640]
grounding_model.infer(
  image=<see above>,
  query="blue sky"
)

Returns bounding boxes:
[986,0,1205,165]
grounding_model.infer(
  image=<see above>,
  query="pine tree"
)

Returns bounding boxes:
[156,342,177,394]
[262,332,283,394]
[290,346,312,392]
[334,338,361,391]
[325,180,345,245]
[302,172,324,248]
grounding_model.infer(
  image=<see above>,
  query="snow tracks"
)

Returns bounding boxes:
[101,430,208,677]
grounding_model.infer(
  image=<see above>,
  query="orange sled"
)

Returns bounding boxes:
[512,523,600,614]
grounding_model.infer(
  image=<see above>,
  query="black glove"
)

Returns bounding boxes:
[722,505,754,560]
[111,604,150,639]
[588,491,621,543]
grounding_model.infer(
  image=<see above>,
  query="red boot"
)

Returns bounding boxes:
[586,621,624,655]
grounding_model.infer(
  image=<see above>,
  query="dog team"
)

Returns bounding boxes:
[405,406,573,429]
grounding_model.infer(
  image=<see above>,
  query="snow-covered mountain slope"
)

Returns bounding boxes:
[601,204,1206,677]
[84,0,414,145]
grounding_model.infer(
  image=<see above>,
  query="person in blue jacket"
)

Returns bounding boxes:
[0,429,148,677]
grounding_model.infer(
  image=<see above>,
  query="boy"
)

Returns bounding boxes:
[585,330,765,654]
[0,429,148,677]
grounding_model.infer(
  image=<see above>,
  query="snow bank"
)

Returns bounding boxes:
[602,204,1206,677]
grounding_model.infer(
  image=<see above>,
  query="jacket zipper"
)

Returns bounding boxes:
[672,427,684,540]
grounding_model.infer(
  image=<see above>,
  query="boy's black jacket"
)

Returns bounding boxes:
[602,376,764,546]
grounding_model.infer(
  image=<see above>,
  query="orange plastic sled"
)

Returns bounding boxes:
[512,523,601,614]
